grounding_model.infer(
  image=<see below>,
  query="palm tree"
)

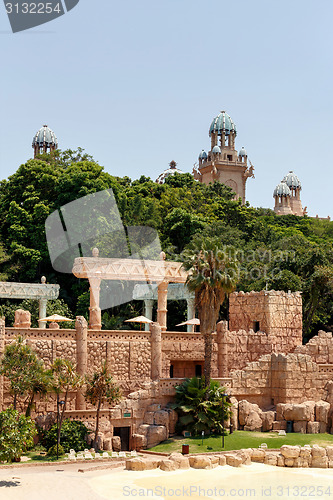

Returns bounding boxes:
[85,363,121,451]
[182,238,238,388]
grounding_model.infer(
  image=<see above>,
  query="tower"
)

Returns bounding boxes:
[32,125,58,158]
[193,111,254,203]
[283,171,303,216]
[273,181,292,215]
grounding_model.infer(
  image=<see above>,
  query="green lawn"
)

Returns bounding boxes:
[149,431,333,454]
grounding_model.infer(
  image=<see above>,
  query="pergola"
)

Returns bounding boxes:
[72,249,188,331]
[0,277,60,328]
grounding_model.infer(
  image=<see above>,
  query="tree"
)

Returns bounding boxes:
[51,358,83,450]
[182,238,238,388]
[0,336,48,412]
[0,408,36,463]
[85,363,121,450]
[172,377,231,435]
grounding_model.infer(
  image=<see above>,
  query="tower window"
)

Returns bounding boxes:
[170,364,174,378]
[195,364,202,377]
[253,321,260,332]
[227,155,232,161]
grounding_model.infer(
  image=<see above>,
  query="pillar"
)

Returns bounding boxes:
[89,277,102,330]
[0,318,5,410]
[157,281,168,332]
[186,297,195,333]
[144,299,154,331]
[39,298,47,329]
[150,322,162,381]
[75,316,88,410]
[216,320,229,378]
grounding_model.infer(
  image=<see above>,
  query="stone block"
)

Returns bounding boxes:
[262,411,275,432]
[264,452,278,466]
[307,421,320,434]
[210,456,220,468]
[284,458,295,467]
[293,421,307,434]
[132,433,147,450]
[315,401,330,423]
[126,458,146,471]
[272,420,287,431]
[280,445,300,459]
[311,457,328,468]
[169,452,189,469]
[154,410,169,427]
[144,412,155,425]
[251,449,266,463]
[219,455,226,466]
[103,438,112,451]
[311,445,326,458]
[225,454,243,467]
[326,446,333,460]
[189,455,212,469]
[277,454,285,467]
[160,459,177,471]
[146,425,167,448]
[112,436,121,452]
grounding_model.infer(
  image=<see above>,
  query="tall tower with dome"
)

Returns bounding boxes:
[32,125,58,158]
[193,111,255,204]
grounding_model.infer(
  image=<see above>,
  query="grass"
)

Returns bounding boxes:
[149,431,333,454]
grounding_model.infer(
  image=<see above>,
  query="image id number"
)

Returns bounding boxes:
[5,3,62,14]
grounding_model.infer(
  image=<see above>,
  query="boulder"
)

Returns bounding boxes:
[272,420,287,431]
[169,452,189,469]
[144,459,161,470]
[307,421,320,434]
[264,452,278,466]
[251,449,266,463]
[277,454,285,467]
[225,454,243,467]
[284,458,295,467]
[284,401,315,422]
[280,445,300,459]
[189,455,212,469]
[315,401,330,424]
[311,457,328,468]
[146,425,168,448]
[154,410,170,427]
[319,422,328,433]
[326,446,333,460]
[126,458,146,471]
[300,447,312,460]
[131,434,147,450]
[262,411,275,432]
[230,398,239,431]
[144,412,155,425]
[159,459,177,471]
[237,449,252,465]
[103,438,112,451]
[238,400,253,426]
[112,436,121,452]
[210,456,220,468]
[219,455,227,466]
[311,445,326,458]
[293,421,307,434]
[244,411,262,432]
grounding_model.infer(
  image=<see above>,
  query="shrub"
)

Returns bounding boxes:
[47,444,64,457]
[43,419,88,453]
[0,408,36,463]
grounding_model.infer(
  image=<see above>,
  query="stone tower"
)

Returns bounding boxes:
[32,125,58,158]
[193,111,255,204]
[273,172,304,216]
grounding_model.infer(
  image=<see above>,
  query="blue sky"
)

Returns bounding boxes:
[0,0,332,217]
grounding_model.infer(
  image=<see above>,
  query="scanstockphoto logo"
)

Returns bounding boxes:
[4,0,79,33]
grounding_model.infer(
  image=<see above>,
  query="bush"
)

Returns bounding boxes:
[47,444,64,457]
[0,408,36,463]
[42,419,88,453]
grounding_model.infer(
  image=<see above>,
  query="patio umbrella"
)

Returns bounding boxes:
[176,318,200,326]
[38,314,74,322]
[125,315,153,330]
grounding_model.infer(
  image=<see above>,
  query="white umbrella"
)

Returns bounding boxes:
[125,315,153,331]
[38,314,74,322]
[176,318,200,326]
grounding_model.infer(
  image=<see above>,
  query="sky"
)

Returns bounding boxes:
[0,0,332,218]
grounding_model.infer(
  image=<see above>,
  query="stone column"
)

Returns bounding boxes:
[88,277,102,330]
[0,318,5,410]
[39,299,47,329]
[216,320,229,378]
[144,299,154,331]
[150,322,162,381]
[186,297,195,333]
[75,316,88,410]
[157,281,168,332]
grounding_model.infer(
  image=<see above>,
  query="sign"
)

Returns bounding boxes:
[124,412,131,418]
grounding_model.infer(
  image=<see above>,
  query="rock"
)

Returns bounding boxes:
[284,458,295,467]
[112,436,121,452]
[272,420,287,431]
[307,421,320,434]
[189,455,212,469]
[103,438,112,451]
[145,459,161,470]
[169,452,189,469]
[300,447,311,460]
[284,401,315,422]
[264,452,278,466]
[293,421,307,433]
[230,398,239,431]
[251,449,266,463]
[132,433,147,450]
[262,411,275,432]
[277,454,285,467]
[315,401,330,423]
[280,445,300,459]
[225,454,243,467]
[311,457,328,468]
[14,309,31,328]
[219,455,226,466]
[144,412,155,425]
[168,410,178,434]
[319,422,328,433]
[126,458,146,471]
[238,400,252,426]
[147,425,168,448]
[326,446,333,460]
[329,461,333,469]
[160,459,177,471]
[238,449,252,465]
[311,445,326,458]
[154,410,169,427]
[244,411,262,432]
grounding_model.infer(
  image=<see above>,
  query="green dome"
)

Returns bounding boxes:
[209,111,236,137]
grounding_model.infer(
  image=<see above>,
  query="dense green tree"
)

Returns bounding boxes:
[0,408,36,463]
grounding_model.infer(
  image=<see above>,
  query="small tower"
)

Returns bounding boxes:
[193,111,254,203]
[32,125,58,158]
[156,160,184,184]
[273,181,292,215]
[283,171,303,216]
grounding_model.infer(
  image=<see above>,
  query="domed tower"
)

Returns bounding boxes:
[283,171,303,216]
[193,111,254,204]
[32,125,58,158]
[273,181,292,215]
[156,160,184,184]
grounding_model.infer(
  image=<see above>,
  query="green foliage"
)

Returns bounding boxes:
[172,377,231,436]
[43,420,88,453]
[47,444,65,457]
[0,408,36,463]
